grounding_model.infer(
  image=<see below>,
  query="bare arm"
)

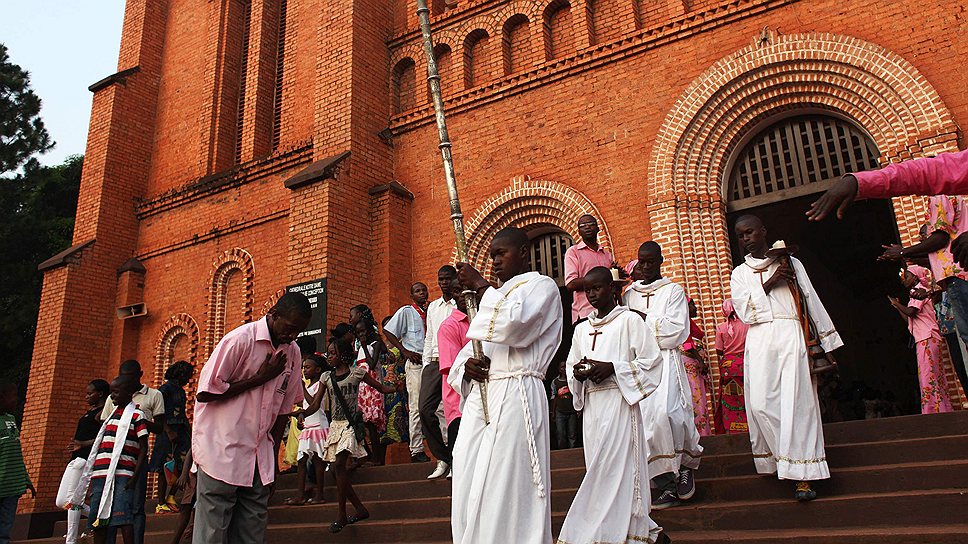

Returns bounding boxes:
[301,382,325,417]
[878,231,950,261]
[565,278,585,293]
[362,371,398,395]
[889,297,918,318]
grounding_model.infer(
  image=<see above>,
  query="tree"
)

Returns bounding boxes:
[0,155,82,410]
[0,43,53,176]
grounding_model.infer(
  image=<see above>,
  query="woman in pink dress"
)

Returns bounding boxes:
[889,266,953,414]
[681,297,714,436]
[714,299,750,434]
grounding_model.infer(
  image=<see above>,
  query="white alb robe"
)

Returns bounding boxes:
[624,278,703,478]
[730,254,843,481]
[557,306,664,544]
[448,271,563,544]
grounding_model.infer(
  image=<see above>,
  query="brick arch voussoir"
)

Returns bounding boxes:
[390,43,425,71]
[154,313,200,387]
[205,248,256,356]
[458,178,613,276]
[260,288,287,317]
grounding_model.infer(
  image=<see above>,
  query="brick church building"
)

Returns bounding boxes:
[20,0,968,516]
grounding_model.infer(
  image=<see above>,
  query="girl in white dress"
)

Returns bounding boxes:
[289,353,330,505]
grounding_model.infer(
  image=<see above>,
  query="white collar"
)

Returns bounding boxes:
[629,277,672,293]
[587,305,627,326]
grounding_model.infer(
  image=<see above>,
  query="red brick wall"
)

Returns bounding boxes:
[24,0,968,515]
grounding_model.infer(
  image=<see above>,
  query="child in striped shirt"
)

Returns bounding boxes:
[86,377,149,544]
[0,382,35,544]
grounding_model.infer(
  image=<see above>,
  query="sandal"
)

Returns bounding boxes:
[347,511,370,524]
[283,497,306,506]
[329,521,346,533]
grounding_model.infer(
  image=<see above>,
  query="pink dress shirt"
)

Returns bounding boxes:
[564,241,614,323]
[192,317,304,487]
[854,149,968,199]
[436,309,469,426]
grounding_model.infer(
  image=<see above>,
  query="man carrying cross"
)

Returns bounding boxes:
[624,241,703,509]
[730,214,841,501]
[448,227,563,544]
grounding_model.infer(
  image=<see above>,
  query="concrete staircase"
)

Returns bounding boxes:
[27,411,968,543]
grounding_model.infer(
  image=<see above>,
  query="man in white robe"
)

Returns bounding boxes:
[623,241,703,509]
[449,227,563,544]
[730,214,843,501]
[558,267,668,544]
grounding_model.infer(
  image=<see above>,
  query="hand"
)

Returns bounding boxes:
[67,440,81,452]
[464,356,490,382]
[585,360,615,384]
[910,288,930,300]
[255,352,287,383]
[573,359,591,382]
[887,295,902,308]
[394,380,405,392]
[764,260,795,291]
[27,483,35,498]
[952,232,968,270]
[807,175,858,221]
[877,244,904,262]
[124,478,135,491]
[403,350,421,364]
[456,262,489,292]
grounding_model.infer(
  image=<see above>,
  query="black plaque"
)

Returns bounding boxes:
[286,278,327,348]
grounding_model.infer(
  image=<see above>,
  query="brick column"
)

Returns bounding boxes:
[21,0,169,514]
[368,182,415,321]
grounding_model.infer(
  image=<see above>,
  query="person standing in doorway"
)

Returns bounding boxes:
[565,215,615,324]
[551,360,579,449]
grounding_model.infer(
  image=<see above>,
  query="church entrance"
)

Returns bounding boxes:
[529,229,575,366]
[725,114,920,420]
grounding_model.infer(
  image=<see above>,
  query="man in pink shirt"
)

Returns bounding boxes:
[436,277,470,479]
[192,292,311,544]
[565,215,614,324]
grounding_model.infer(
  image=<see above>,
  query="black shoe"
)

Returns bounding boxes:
[652,489,681,510]
[411,452,431,463]
[794,481,818,501]
[676,468,695,501]
[656,532,672,544]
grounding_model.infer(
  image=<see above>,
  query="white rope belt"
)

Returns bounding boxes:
[489,370,546,497]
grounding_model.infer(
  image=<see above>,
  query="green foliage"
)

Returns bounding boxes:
[0,43,53,176]
[0,155,82,411]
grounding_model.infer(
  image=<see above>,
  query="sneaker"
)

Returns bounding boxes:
[428,460,449,479]
[794,481,817,502]
[411,452,431,463]
[652,489,681,510]
[676,468,696,501]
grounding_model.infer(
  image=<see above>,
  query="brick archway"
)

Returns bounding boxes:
[461,176,613,277]
[155,313,201,419]
[647,31,960,341]
[205,248,255,355]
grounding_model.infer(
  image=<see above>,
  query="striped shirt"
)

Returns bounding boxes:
[0,413,31,498]
[91,407,149,480]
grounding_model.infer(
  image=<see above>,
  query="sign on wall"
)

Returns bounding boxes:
[286,278,327,350]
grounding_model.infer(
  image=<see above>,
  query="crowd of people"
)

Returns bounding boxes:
[0,150,967,544]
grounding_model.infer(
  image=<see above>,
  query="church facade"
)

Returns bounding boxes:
[21,0,968,513]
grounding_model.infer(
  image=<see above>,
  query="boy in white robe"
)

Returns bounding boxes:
[623,241,703,509]
[558,267,668,544]
[449,227,563,544]
[730,214,843,501]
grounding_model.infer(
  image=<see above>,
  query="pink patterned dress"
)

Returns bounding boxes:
[681,319,714,436]
[356,341,387,433]
[904,267,954,414]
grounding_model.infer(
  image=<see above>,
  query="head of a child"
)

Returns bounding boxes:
[118,359,145,388]
[326,336,355,371]
[109,376,138,408]
[584,266,618,315]
[901,270,919,290]
[302,354,326,381]
[0,382,18,414]
[557,359,567,378]
[165,361,195,387]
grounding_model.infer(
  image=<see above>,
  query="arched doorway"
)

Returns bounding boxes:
[725,114,918,419]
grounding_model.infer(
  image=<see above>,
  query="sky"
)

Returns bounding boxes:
[3,1,126,166]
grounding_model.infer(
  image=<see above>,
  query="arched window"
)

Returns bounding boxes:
[206,248,255,354]
[543,0,574,61]
[530,231,574,286]
[502,15,532,75]
[392,57,417,114]
[726,115,880,212]
[464,29,491,88]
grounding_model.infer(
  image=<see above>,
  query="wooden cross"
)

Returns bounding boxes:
[754,269,770,285]
[589,329,602,351]
[640,291,654,308]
